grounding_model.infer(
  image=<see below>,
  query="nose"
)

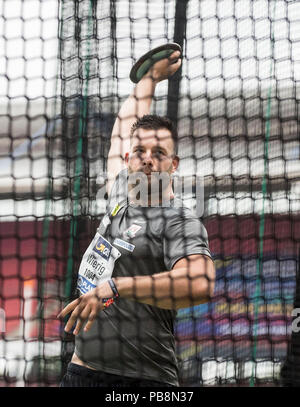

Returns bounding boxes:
[142,150,153,167]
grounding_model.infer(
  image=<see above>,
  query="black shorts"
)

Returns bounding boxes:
[60,363,174,387]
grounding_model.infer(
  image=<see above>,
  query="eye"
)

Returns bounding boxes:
[153,150,166,158]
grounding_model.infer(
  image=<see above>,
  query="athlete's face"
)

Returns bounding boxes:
[125,128,179,177]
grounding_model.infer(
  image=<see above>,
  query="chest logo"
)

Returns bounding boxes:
[123,224,142,239]
[113,238,135,252]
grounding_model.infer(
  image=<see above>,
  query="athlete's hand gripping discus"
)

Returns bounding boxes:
[129,43,182,83]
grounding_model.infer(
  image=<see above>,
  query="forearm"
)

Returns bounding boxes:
[109,74,158,151]
[118,74,157,121]
[107,75,158,192]
[113,261,215,310]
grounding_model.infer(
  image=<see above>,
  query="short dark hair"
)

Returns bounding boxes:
[130,114,178,154]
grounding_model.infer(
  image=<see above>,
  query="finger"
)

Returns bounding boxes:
[83,310,98,333]
[168,58,182,75]
[64,303,85,333]
[57,298,81,319]
[73,305,91,336]
[168,50,181,61]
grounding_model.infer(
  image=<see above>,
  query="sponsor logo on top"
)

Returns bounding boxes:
[123,224,142,239]
[113,238,135,252]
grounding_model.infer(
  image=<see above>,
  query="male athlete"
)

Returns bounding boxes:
[58,50,215,387]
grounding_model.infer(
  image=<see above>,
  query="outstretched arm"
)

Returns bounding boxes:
[58,254,215,335]
[106,50,182,195]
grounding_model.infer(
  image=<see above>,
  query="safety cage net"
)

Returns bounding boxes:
[0,0,300,387]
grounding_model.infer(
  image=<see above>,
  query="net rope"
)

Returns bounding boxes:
[251,0,276,387]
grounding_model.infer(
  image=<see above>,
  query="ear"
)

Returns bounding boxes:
[125,152,130,167]
[171,155,179,173]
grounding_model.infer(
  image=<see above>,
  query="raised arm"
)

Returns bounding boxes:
[106,50,182,195]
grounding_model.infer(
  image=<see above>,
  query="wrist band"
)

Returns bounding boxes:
[108,278,119,298]
[101,279,119,308]
[102,298,114,308]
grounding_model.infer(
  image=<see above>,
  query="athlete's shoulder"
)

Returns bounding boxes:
[164,198,199,221]
[163,198,208,238]
[107,168,129,211]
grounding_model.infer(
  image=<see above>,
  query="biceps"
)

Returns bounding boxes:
[173,255,215,282]
[108,134,130,161]
[107,135,130,195]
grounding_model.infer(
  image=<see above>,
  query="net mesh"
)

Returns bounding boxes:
[1,0,300,387]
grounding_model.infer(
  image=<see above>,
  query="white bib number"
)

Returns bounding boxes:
[77,232,121,295]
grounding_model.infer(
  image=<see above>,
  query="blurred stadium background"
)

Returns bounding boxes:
[0,0,300,386]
